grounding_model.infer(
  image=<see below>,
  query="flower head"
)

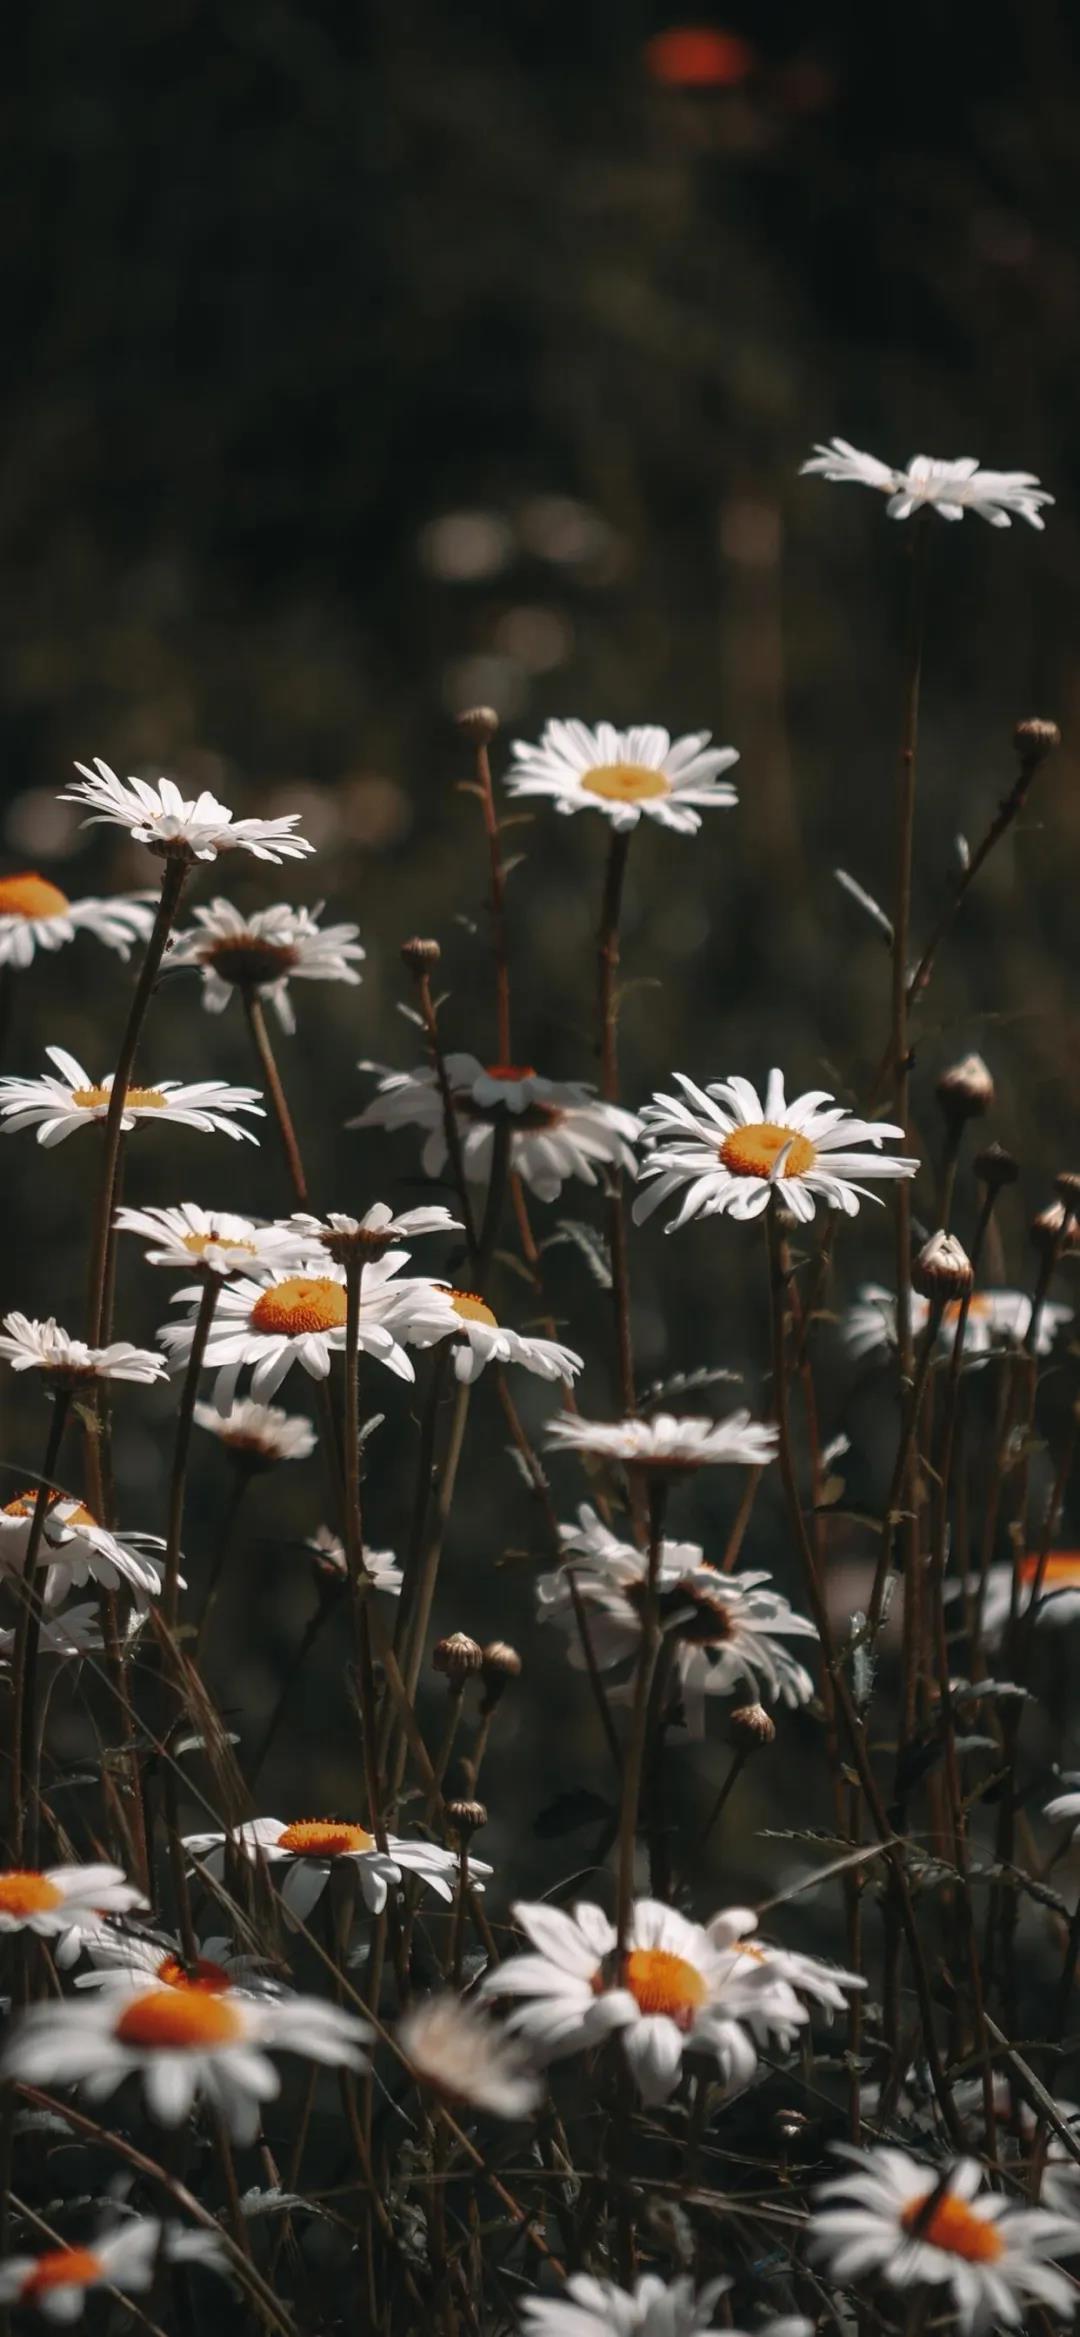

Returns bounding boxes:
[114,1202,307,1277]
[304,1526,402,1593]
[193,1399,317,1467]
[634,1071,917,1228]
[0,1493,166,1607]
[520,2273,810,2337]
[0,874,155,970]
[842,1284,1073,1367]
[74,1924,277,1996]
[0,1315,167,1388]
[168,897,364,1030]
[182,1817,485,1922]
[417,1289,583,1385]
[0,1862,145,1940]
[162,1254,458,1409]
[545,1410,778,1474]
[397,1994,543,2119]
[60,760,315,862]
[505,719,740,833]
[0,1048,263,1147]
[801,439,1054,529]
[287,1202,461,1262]
[352,1057,639,1204]
[964,1551,1080,1648]
[0,2220,227,2321]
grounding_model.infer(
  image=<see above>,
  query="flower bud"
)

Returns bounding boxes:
[935,1053,994,1126]
[1014,717,1061,768]
[480,1640,523,1714]
[1055,1171,1080,1217]
[433,1632,484,1683]
[1030,1201,1080,1258]
[456,706,500,744]
[444,1798,488,1841]
[974,1142,1019,1191]
[400,936,441,973]
[913,1230,975,1302]
[728,1702,776,1751]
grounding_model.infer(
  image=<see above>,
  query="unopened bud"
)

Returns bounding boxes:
[1014,717,1061,768]
[974,1142,1019,1191]
[444,1798,487,1841]
[456,706,499,744]
[1055,1172,1080,1216]
[728,1702,776,1751]
[401,936,441,973]
[480,1640,523,1714]
[913,1230,975,1302]
[936,1054,994,1126]
[1030,1201,1080,1258]
[432,1632,484,1683]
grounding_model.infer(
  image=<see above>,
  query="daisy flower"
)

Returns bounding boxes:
[520,2273,811,2337]
[972,1552,1080,1649]
[538,1508,815,1734]
[505,719,740,833]
[0,1316,167,1389]
[0,1047,264,1147]
[634,1071,917,1228]
[74,1925,276,1996]
[114,1202,307,1277]
[352,1056,640,1204]
[162,1254,458,1409]
[287,1202,462,1261]
[544,1410,779,1474]
[397,1994,543,2119]
[0,1863,145,1942]
[0,1493,166,1607]
[416,1289,583,1385]
[0,872,154,971]
[193,1398,317,1467]
[801,439,1054,529]
[3,1984,370,2144]
[1044,1787,1080,1837]
[304,1526,403,1593]
[167,897,364,1031]
[808,2144,1080,2332]
[60,759,315,862]
[842,1283,1072,1366]
[0,2220,227,2321]
[479,1897,804,2103]
[182,1817,484,1921]
[703,1907,864,2033]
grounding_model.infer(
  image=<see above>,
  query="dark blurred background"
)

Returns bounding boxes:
[4,0,1080,1949]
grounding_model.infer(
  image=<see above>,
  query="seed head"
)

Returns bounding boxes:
[936,1053,994,1125]
[433,1632,484,1683]
[456,706,500,744]
[444,1798,488,1841]
[913,1230,975,1302]
[400,936,441,974]
[1014,717,1061,768]
[728,1702,776,1750]
[974,1142,1019,1192]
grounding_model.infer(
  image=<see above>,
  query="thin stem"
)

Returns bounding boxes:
[164,1275,220,1628]
[193,1467,250,1661]
[7,1391,70,1863]
[463,715,512,1063]
[241,988,309,1204]
[342,1258,390,1854]
[596,827,637,1426]
[615,1475,666,1951]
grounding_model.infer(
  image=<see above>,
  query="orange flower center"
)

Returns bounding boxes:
[115,1987,244,2049]
[450,1290,498,1328]
[250,1278,347,1336]
[580,763,669,803]
[277,1819,375,1856]
[719,1122,816,1181]
[0,1869,64,1918]
[206,935,300,985]
[156,1952,234,1992]
[71,1084,167,1111]
[0,873,71,920]
[182,1230,257,1258]
[900,2192,1004,2262]
[622,1946,708,2030]
[1020,1550,1080,1588]
[4,1492,96,1531]
[23,2248,105,2298]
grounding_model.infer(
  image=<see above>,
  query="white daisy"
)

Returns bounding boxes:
[538,1508,815,1735]
[287,1202,462,1259]
[304,1526,402,1593]
[0,872,155,971]
[3,1984,369,2145]
[162,1254,458,1409]
[60,760,315,863]
[801,439,1054,529]
[634,1071,917,1228]
[479,1897,803,2103]
[808,2144,1080,2332]
[0,1863,145,1941]
[544,1410,779,1474]
[506,719,740,833]
[0,2220,227,2321]
[193,1398,317,1467]
[73,1925,276,1996]
[167,897,364,1031]
[397,1994,543,2119]
[352,1056,640,1204]
[520,2273,811,2337]
[703,1907,865,2032]
[114,1202,307,1277]
[1044,1787,1080,1836]
[972,1551,1080,1649]
[415,1289,583,1385]
[0,1047,264,1147]
[0,1493,167,1607]
[842,1283,1072,1365]
[182,1817,484,1922]
[0,1315,167,1388]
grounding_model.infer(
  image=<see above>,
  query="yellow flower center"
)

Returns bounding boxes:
[450,1291,498,1328]
[115,1987,244,2050]
[250,1278,347,1336]
[580,763,670,803]
[182,1230,257,1258]
[719,1123,816,1181]
[900,2192,1004,2262]
[23,2249,105,2298]
[482,1063,536,1081]
[277,1819,375,1856]
[0,873,71,920]
[0,1869,64,1918]
[1020,1550,1080,1588]
[3,1493,95,1530]
[71,1084,168,1111]
[622,1946,708,2030]
[156,1952,233,1993]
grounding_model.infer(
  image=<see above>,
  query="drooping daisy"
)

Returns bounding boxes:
[0,873,155,971]
[182,1817,484,1921]
[808,2145,1080,2332]
[479,1897,804,2103]
[801,439,1054,530]
[0,2220,227,2321]
[0,1863,145,1942]
[193,1398,317,1468]
[167,897,364,1031]
[520,2273,811,2337]
[114,1202,307,1277]
[0,1493,167,1607]
[505,720,740,833]
[74,1925,277,1996]
[304,1527,403,1593]
[287,1202,462,1261]
[352,1056,640,1204]
[538,1509,815,1734]
[0,1047,264,1147]
[60,760,315,863]
[162,1254,458,1409]
[545,1410,779,1474]
[842,1283,1073,1366]
[3,1985,369,2144]
[397,1994,543,2119]
[416,1289,583,1385]
[0,1315,168,1388]
[634,1071,917,1228]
